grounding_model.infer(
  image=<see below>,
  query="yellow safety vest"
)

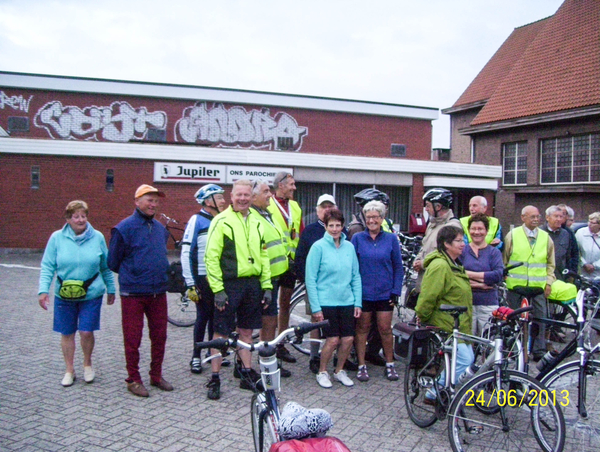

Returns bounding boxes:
[460,215,500,245]
[267,199,302,259]
[506,227,549,290]
[251,207,289,278]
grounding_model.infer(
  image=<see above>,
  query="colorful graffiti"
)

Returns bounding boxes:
[0,91,33,113]
[175,102,307,150]
[34,101,167,142]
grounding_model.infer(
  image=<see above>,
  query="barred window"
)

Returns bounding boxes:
[502,141,527,185]
[541,133,600,184]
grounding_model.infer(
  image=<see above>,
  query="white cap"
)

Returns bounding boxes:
[316,194,336,206]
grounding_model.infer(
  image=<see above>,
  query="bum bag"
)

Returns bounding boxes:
[57,273,99,300]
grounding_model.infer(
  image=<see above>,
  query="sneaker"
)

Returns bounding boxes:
[83,366,95,384]
[206,378,221,400]
[316,371,332,388]
[385,365,399,381]
[127,381,149,397]
[356,365,369,382]
[309,358,321,375]
[61,372,76,387]
[333,370,354,387]
[190,358,202,374]
[276,345,297,363]
[239,369,264,392]
[279,365,292,378]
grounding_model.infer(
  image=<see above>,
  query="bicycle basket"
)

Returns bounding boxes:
[166,260,186,293]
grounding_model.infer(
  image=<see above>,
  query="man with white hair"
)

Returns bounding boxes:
[460,195,503,249]
[540,205,578,280]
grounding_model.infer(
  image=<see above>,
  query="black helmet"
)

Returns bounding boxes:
[423,188,453,208]
[354,188,389,207]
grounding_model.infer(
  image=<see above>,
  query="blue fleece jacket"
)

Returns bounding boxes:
[305,232,362,313]
[39,223,116,300]
[108,209,169,295]
[351,230,404,301]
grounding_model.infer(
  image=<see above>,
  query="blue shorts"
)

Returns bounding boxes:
[53,296,103,335]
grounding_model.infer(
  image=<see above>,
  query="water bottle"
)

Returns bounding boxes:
[536,350,559,371]
[259,354,280,390]
[457,363,479,387]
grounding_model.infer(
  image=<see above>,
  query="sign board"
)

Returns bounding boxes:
[154,162,292,186]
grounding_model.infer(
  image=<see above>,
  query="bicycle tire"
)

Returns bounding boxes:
[541,358,600,451]
[288,284,313,356]
[166,292,196,327]
[404,335,444,428]
[447,370,566,452]
[251,393,279,452]
[548,301,578,345]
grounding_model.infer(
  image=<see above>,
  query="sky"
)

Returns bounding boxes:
[0,0,564,149]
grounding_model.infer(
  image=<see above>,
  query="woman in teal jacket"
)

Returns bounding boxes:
[38,200,116,387]
[306,209,362,388]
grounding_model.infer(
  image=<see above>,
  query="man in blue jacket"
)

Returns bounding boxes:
[108,184,173,397]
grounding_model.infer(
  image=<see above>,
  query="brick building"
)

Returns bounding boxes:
[443,0,600,228]
[0,71,499,249]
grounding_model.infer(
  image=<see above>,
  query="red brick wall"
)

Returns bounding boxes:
[0,154,233,249]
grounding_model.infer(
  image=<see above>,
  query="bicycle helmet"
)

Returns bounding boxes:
[423,188,453,208]
[354,188,389,207]
[194,184,224,205]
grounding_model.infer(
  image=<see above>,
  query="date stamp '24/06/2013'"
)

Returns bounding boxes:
[465,388,570,408]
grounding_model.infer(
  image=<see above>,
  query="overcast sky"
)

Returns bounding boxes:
[0,0,564,148]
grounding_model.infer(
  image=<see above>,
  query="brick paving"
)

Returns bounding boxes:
[0,252,456,452]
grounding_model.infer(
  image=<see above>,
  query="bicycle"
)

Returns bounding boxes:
[403,304,566,452]
[534,271,600,451]
[195,321,331,452]
[161,214,196,327]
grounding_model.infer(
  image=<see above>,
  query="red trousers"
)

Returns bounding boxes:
[121,294,167,384]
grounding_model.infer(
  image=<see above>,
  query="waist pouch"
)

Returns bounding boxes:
[58,273,99,300]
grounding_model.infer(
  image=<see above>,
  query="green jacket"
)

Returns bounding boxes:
[415,250,473,335]
[204,207,272,294]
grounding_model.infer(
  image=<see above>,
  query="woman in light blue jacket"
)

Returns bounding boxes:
[38,200,116,387]
[306,209,362,388]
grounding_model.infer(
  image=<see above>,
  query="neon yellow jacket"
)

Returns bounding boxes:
[251,206,289,278]
[268,198,302,259]
[204,207,272,293]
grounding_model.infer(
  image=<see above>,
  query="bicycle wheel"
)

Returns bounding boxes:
[167,292,196,327]
[447,370,565,452]
[548,301,578,345]
[288,284,314,355]
[404,336,444,428]
[541,359,600,451]
[251,393,279,452]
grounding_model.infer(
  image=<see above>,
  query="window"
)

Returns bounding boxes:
[391,144,406,157]
[277,137,294,150]
[540,133,600,184]
[106,169,114,192]
[502,141,527,185]
[31,166,40,189]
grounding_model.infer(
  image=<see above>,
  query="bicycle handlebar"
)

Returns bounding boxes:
[195,321,329,352]
[503,262,524,277]
[506,305,533,321]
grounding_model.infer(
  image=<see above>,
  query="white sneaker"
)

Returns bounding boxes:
[61,372,76,387]
[84,366,95,383]
[333,370,354,387]
[316,371,332,388]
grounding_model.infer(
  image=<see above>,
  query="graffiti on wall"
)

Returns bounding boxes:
[176,102,308,151]
[34,101,167,142]
[0,91,33,113]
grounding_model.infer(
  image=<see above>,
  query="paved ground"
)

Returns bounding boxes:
[0,251,456,452]
[6,252,586,452]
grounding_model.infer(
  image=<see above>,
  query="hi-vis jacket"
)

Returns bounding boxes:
[505,226,554,290]
[267,198,302,259]
[204,206,272,294]
[250,206,289,278]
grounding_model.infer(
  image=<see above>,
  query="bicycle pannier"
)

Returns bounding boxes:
[393,321,436,367]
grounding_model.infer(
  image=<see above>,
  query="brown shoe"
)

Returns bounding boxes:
[127,381,149,397]
[150,377,174,391]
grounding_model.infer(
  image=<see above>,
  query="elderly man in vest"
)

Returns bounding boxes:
[250,180,292,377]
[267,171,304,364]
[503,205,556,361]
[460,195,503,250]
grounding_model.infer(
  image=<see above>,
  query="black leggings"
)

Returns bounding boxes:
[192,276,215,358]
